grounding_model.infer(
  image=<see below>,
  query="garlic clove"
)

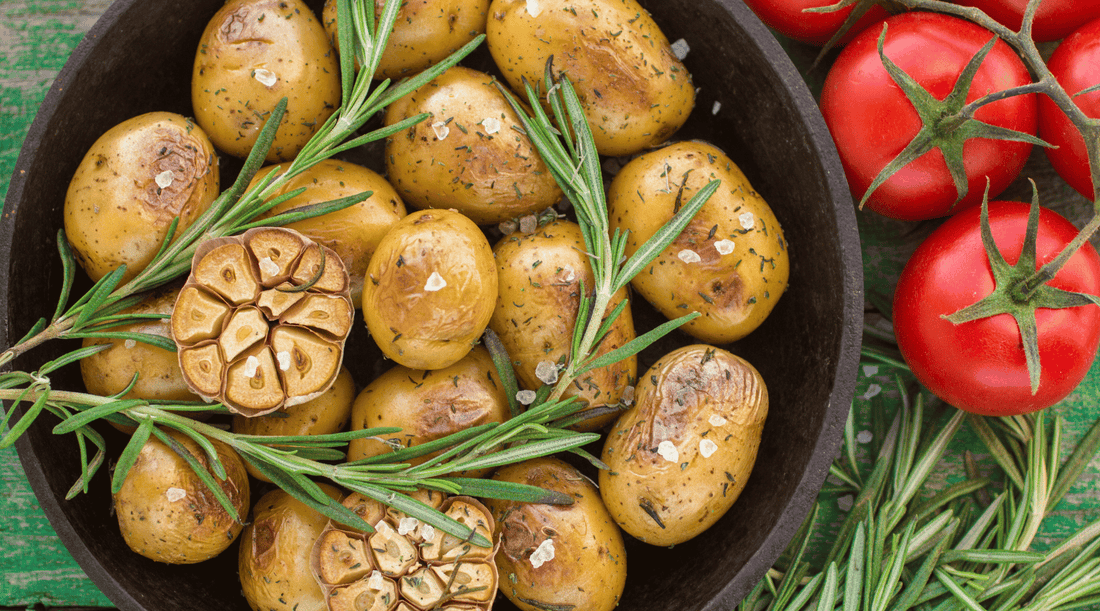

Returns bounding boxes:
[192,242,261,305]
[270,326,341,404]
[178,342,225,398]
[171,285,231,345]
[245,227,307,287]
[280,292,353,339]
[218,306,268,362]
[224,346,284,414]
[315,529,374,586]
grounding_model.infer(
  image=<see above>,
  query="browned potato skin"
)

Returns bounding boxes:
[384,65,563,224]
[362,209,498,370]
[608,140,789,343]
[192,0,340,162]
[486,0,694,157]
[250,160,407,304]
[114,428,250,564]
[64,112,219,283]
[239,485,342,611]
[599,345,768,546]
[347,346,508,477]
[491,220,635,431]
[323,0,489,80]
[488,457,627,611]
[232,366,356,482]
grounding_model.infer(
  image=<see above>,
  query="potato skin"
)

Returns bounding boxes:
[487,0,694,157]
[488,457,627,611]
[64,112,219,283]
[491,220,635,430]
[239,485,342,611]
[362,209,498,370]
[608,140,789,343]
[251,159,407,304]
[323,0,489,80]
[384,65,563,224]
[192,0,340,162]
[347,346,509,477]
[114,428,250,563]
[599,345,768,546]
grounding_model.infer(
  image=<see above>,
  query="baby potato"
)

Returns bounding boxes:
[488,457,627,611]
[323,0,489,80]
[346,346,509,477]
[599,344,768,546]
[238,485,343,611]
[64,112,219,283]
[487,0,694,157]
[250,159,407,304]
[362,209,497,370]
[608,140,789,343]
[192,0,340,162]
[384,65,563,224]
[491,220,635,431]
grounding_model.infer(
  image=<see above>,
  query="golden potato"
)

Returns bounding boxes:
[491,220,635,430]
[64,112,219,283]
[384,65,563,224]
[361,209,497,370]
[323,0,489,80]
[192,0,340,162]
[608,140,789,343]
[488,457,627,611]
[487,0,694,156]
[599,344,768,546]
[251,159,406,304]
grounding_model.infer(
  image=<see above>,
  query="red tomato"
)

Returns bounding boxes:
[893,201,1100,416]
[820,12,1037,221]
[742,0,889,46]
[954,0,1100,42]
[1038,17,1100,201]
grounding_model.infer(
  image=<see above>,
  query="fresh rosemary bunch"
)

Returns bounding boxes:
[0,0,718,545]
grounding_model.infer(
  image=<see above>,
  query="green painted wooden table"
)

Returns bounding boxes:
[3,1,1100,610]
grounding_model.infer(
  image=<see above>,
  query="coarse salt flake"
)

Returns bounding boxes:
[375,519,394,534]
[862,383,882,400]
[155,170,174,189]
[700,439,718,458]
[419,523,436,541]
[259,256,280,277]
[530,538,555,568]
[424,272,447,292]
[166,487,187,502]
[517,389,537,405]
[837,495,854,512]
[621,385,635,406]
[656,440,679,463]
[862,365,880,377]
[535,361,559,385]
[857,430,874,444]
[671,38,690,60]
[243,355,261,378]
[482,117,501,134]
[398,517,420,536]
[253,68,277,87]
[124,339,137,349]
[367,570,385,590]
[276,351,292,371]
[677,249,701,264]
[712,101,722,115]
[526,0,542,17]
[431,121,450,140]
[709,414,728,427]
[563,266,576,283]
[739,212,755,230]
[714,239,735,255]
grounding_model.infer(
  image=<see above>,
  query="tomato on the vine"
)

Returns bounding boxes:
[1039,17,1100,201]
[820,12,1038,221]
[742,0,889,46]
[893,201,1100,416]
[954,0,1100,43]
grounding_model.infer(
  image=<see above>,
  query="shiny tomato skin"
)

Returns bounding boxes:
[820,12,1037,221]
[742,0,890,46]
[954,0,1100,42]
[893,201,1100,416]
[1038,18,1100,200]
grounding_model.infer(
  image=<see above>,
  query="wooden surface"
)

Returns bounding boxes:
[2,1,1100,610]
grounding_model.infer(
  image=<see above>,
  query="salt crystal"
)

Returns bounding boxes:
[124,339,137,349]
[656,440,679,463]
[398,517,420,536]
[862,365,880,377]
[253,68,277,87]
[714,239,735,255]
[517,390,537,405]
[837,495,854,511]
[419,523,436,541]
[431,121,450,140]
[367,570,385,590]
[535,361,559,385]
[621,385,635,406]
[276,351,292,371]
[482,117,501,134]
[529,538,555,568]
[712,101,722,115]
[166,487,187,502]
[862,384,882,400]
[677,249,701,264]
[259,256,280,277]
[155,170,174,189]
[739,212,755,230]
[375,519,394,534]
[526,0,542,17]
[857,430,873,444]
[700,439,718,458]
[243,355,261,378]
[708,414,728,427]
[671,38,690,60]
[424,272,447,292]
[562,266,576,283]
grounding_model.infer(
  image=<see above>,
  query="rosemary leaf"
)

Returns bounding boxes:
[345,482,490,547]
[52,399,144,435]
[150,426,241,524]
[65,425,106,499]
[63,331,177,353]
[442,477,574,505]
[111,420,154,494]
[483,328,521,419]
[0,391,49,449]
[577,312,700,375]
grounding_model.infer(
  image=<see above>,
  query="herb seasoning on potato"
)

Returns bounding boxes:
[599,344,768,546]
